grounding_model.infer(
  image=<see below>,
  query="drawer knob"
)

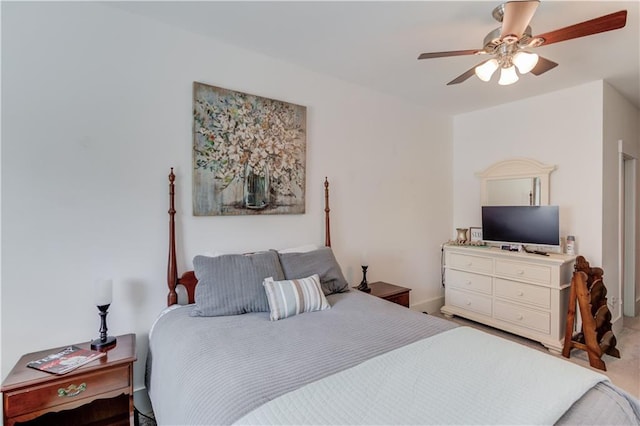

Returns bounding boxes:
[517,291,524,296]
[517,314,524,320]
[58,383,87,398]
[517,270,525,275]
[466,301,472,306]
[465,280,472,285]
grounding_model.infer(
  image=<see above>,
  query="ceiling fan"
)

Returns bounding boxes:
[418,1,627,86]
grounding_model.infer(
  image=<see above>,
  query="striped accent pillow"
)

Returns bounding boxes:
[263,274,331,321]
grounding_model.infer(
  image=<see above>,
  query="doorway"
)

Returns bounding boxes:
[621,152,637,317]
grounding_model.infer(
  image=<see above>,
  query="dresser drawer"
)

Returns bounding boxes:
[494,278,551,309]
[448,252,493,274]
[446,269,492,295]
[4,365,130,418]
[494,300,550,334]
[448,288,492,316]
[495,260,551,285]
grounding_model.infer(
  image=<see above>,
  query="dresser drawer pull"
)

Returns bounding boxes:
[517,314,524,320]
[517,270,525,275]
[517,290,524,296]
[465,280,472,286]
[58,383,86,398]
[466,301,472,306]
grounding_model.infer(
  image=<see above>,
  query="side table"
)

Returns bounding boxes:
[368,281,411,307]
[2,333,136,426]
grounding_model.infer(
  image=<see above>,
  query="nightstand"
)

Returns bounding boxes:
[2,333,136,426]
[368,281,411,307]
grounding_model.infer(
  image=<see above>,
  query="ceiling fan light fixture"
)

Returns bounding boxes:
[498,66,519,85]
[475,59,499,82]
[513,51,539,74]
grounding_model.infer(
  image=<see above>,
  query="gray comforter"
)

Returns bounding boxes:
[147,290,640,425]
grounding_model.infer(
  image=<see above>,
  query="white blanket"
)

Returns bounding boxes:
[236,327,607,425]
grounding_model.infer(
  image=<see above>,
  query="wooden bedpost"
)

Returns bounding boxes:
[324,177,331,247]
[167,168,178,306]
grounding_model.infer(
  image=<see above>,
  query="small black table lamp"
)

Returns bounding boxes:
[357,265,371,293]
[91,279,117,351]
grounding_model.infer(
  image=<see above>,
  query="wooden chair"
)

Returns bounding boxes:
[562,256,619,371]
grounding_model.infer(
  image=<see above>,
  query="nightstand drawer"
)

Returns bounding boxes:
[446,269,492,295]
[448,252,493,274]
[384,292,410,307]
[495,260,551,285]
[4,365,130,418]
[448,288,492,316]
[495,278,551,308]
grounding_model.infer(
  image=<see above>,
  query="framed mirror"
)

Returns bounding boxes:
[476,158,556,206]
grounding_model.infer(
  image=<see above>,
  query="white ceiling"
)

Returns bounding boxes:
[109,1,640,116]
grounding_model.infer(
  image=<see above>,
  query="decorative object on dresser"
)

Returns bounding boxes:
[192,82,307,216]
[368,281,411,308]
[2,334,136,426]
[469,226,483,242]
[565,235,576,255]
[91,279,117,351]
[441,244,576,352]
[563,256,619,371]
[455,227,468,243]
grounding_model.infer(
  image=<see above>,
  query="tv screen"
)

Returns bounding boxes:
[481,205,560,247]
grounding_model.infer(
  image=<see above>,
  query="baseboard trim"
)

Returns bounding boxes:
[134,387,153,415]
[410,296,444,315]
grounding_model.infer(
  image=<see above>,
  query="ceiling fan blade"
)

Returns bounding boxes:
[534,10,627,46]
[501,0,540,40]
[446,61,487,85]
[418,49,482,60]
[529,56,558,76]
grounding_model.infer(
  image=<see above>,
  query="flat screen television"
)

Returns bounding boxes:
[481,205,560,247]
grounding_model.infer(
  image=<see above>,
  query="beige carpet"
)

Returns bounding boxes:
[433,312,640,399]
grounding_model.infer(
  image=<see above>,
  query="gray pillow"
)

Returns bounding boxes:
[191,250,284,317]
[278,247,349,295]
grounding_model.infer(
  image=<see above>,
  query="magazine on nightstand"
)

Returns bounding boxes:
[27,345,105,375]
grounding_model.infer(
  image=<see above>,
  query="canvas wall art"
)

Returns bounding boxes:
[193,82,307,216]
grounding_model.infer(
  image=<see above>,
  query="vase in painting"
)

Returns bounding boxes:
[243,163,270,210]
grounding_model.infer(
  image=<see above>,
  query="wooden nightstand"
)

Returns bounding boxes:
[2,333,136,426]
[368,281,411,307]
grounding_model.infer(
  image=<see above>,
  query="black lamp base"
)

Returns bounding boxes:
[91,335,117,351]
[357,265,371,293]
[356,282,371,293]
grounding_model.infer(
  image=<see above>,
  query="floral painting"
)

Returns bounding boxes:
[192,82,306,216]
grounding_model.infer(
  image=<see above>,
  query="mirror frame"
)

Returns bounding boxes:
[476,158,556,206]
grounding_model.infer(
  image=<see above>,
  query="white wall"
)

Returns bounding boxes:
[1,3,452,391]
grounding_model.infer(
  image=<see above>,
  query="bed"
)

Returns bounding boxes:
[146,170,640,425]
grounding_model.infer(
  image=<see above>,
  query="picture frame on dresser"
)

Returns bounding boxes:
[469,226,483,242]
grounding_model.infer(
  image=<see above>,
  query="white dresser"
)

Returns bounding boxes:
[441,245,576,353]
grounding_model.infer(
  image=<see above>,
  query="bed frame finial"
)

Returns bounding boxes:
[168,168,178,306]
[324,177,331,247]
